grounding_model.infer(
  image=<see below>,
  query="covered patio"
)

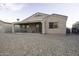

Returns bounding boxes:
[11,12,49,34]
[12,21,46,34]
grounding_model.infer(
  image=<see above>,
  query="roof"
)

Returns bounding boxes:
[14,12,49,24]
[0,20,11,24]
[14,12,68,24]
[52,14,68,18]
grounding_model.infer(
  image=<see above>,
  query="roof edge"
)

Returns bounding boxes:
[51,13,68,17]
[0,20,12,24]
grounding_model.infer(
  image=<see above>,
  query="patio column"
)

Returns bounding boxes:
[20,25,22,32]
[12,23,15,33]
[41,21,45,34]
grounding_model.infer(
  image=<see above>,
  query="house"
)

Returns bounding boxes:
[12,12,68,34]
[0,20,12,33]
[72,21,79,33]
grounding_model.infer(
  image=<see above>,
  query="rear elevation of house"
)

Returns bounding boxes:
[12,12,68,34]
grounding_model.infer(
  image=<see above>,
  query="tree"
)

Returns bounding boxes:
[66,27,70,34]
[17,18,20,21]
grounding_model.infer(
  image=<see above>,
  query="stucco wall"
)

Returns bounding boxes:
[45,14,67,34]
[0,21,12,33]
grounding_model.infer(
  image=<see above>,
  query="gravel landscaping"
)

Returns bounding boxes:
[0,33,79,56]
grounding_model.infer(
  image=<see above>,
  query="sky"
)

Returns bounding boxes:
[0,3,79,28]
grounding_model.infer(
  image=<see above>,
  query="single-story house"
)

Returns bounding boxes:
[12,12,68,34]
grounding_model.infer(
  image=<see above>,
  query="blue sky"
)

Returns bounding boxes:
[0,3,79,28]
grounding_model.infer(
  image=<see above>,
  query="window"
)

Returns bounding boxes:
[49,22,58,29]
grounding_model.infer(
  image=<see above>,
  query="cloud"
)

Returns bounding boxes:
[0,3,25,11]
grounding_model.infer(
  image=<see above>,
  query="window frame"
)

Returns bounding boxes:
[49,22,58,29]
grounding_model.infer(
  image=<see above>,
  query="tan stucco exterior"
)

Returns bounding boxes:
[44,14,67,34]
[12,12,68,34]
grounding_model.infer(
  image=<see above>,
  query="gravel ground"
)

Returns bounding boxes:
[0,33,79,56]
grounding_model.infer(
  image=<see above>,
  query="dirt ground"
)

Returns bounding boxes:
[0,33,79,56]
